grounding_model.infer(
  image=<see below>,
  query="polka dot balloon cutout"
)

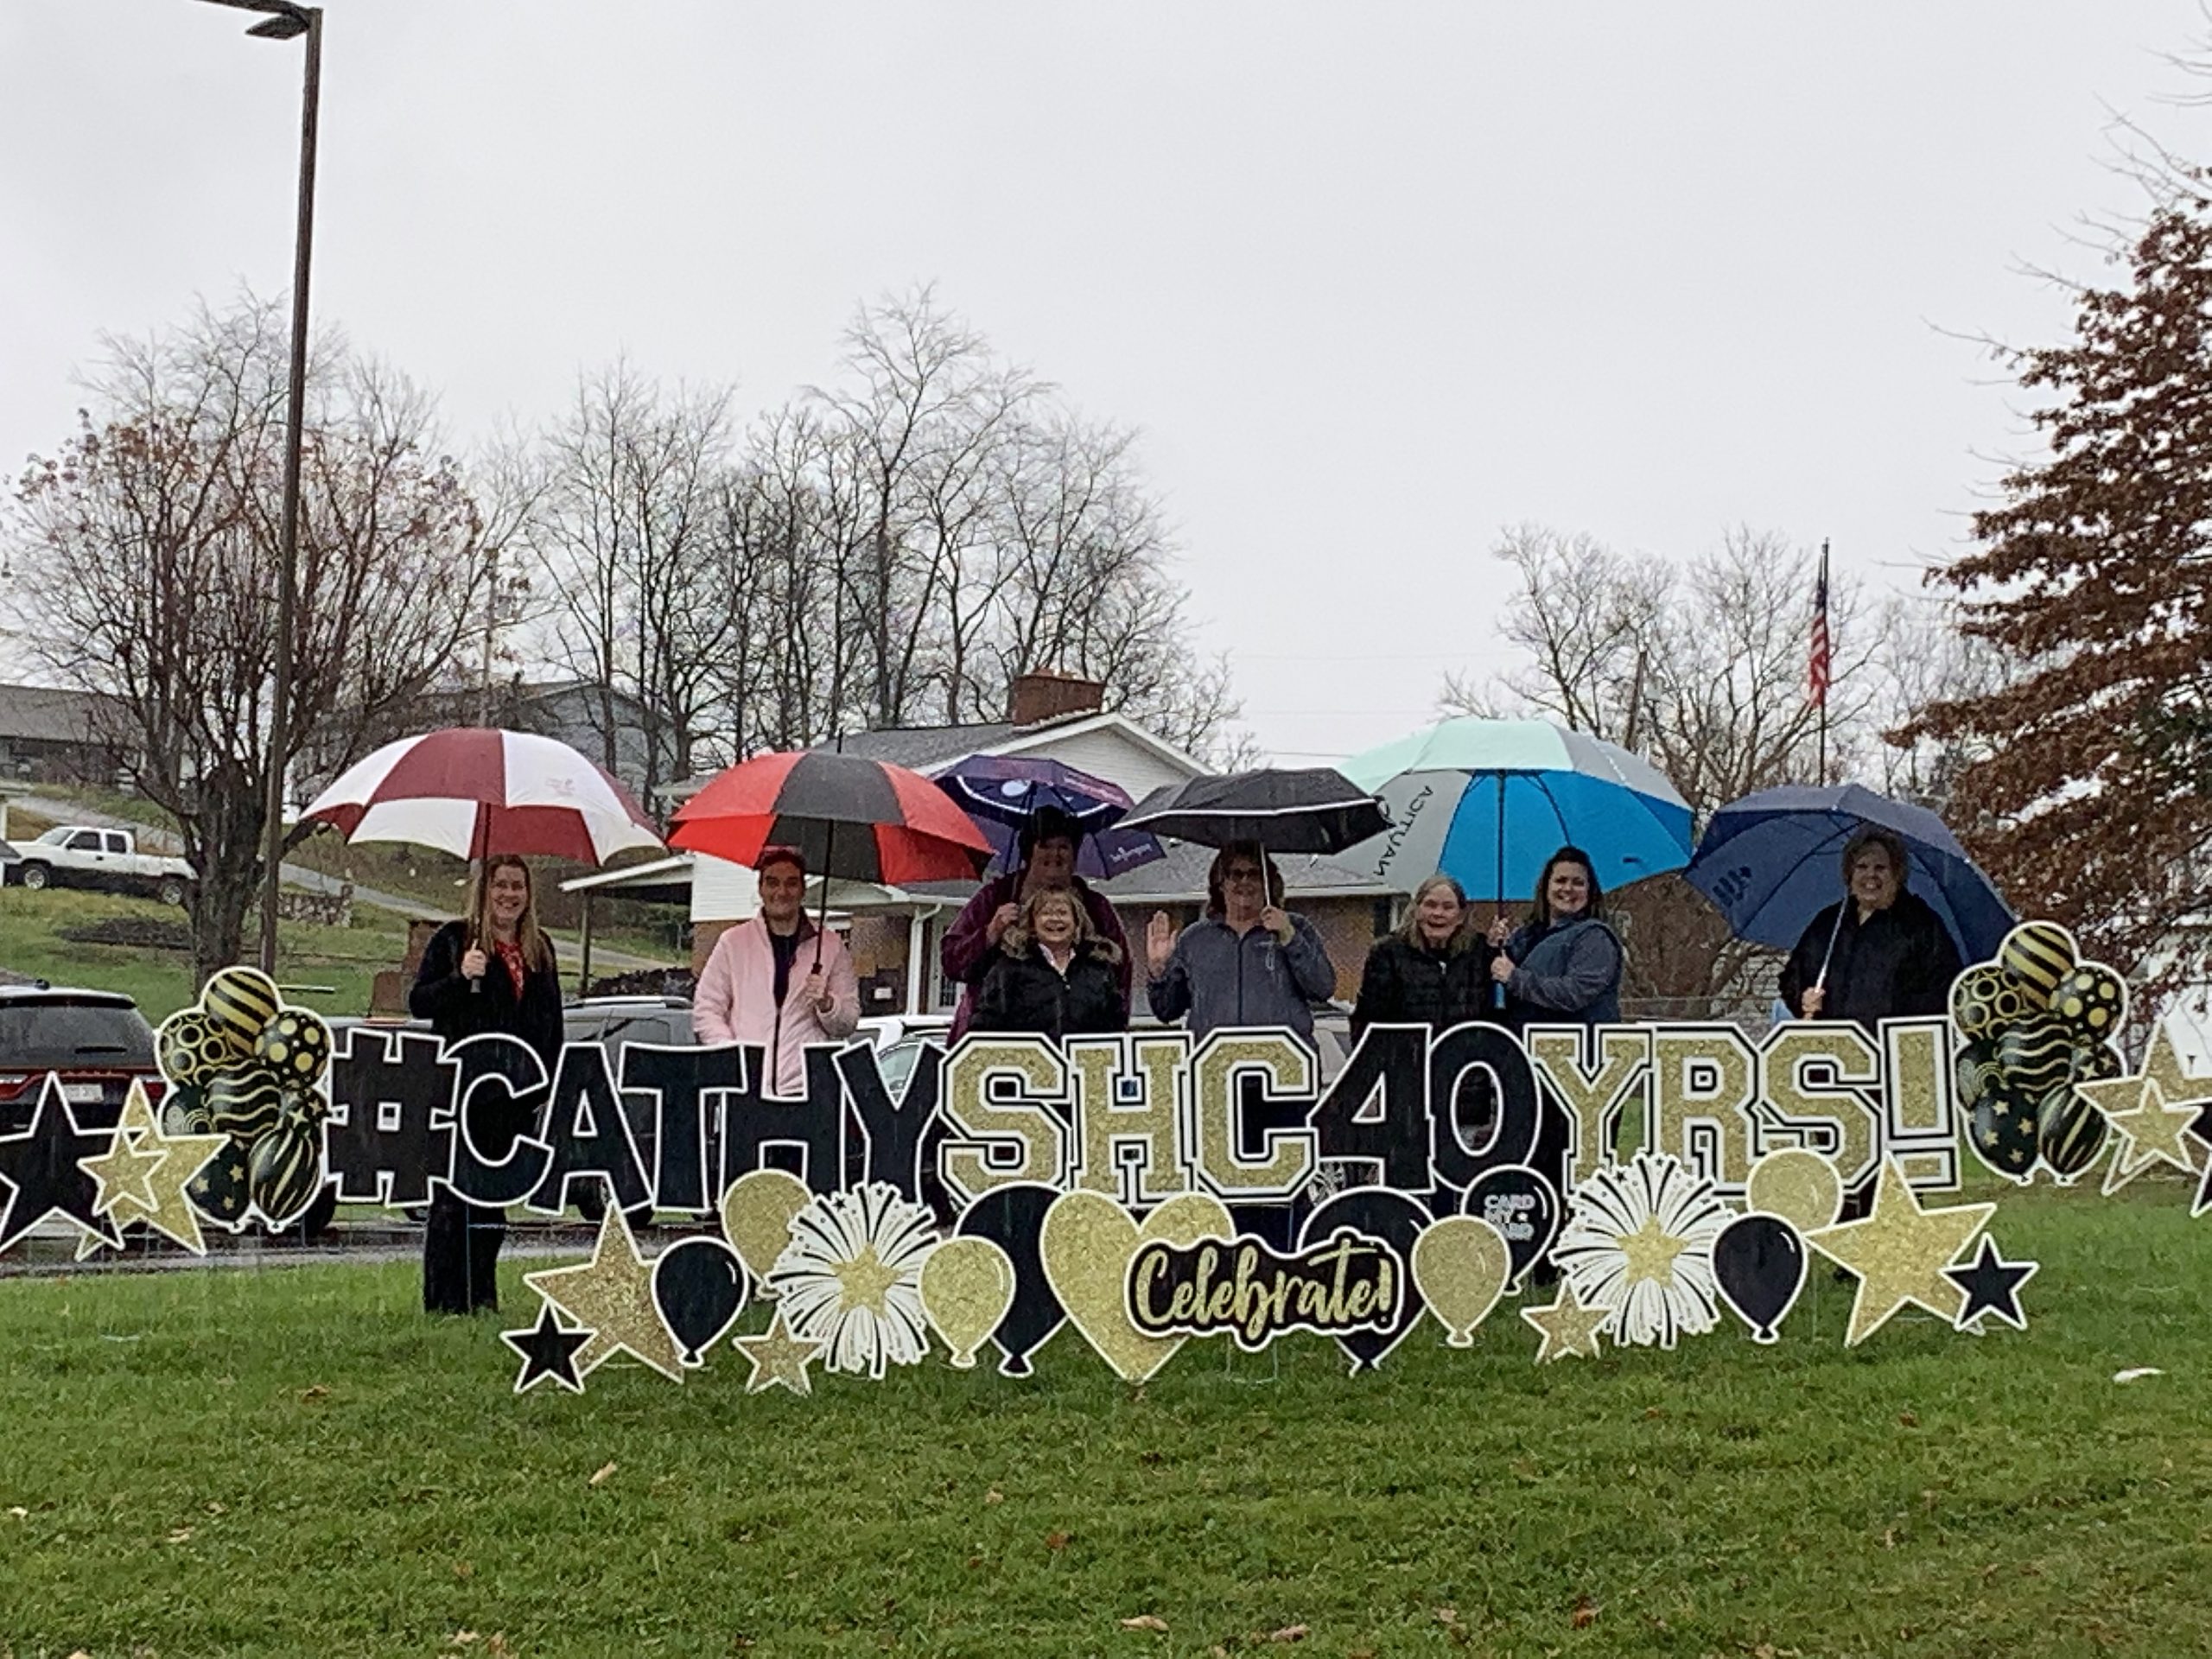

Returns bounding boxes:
[253,1009,333,1084]
[2046,964,2126,1041]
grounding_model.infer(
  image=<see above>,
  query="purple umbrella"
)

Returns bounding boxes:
[935,755,1166,881]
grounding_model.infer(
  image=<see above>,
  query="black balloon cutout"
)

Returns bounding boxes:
[1712,1212,1807,1344]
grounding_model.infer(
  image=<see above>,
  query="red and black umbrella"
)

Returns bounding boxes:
[670,749,992,887]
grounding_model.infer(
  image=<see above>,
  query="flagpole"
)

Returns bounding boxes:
[1815,539,1831,785]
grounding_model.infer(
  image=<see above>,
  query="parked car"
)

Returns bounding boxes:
[0,982,158,1136]
[10,825,195,906]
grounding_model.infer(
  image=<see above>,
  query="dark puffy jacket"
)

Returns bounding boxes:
[1779,890,1963,1029]
[1350,932,1498,1038]
[1501,916,1624,1029]
[973,942,1128,1042]
[408,919,565,1066]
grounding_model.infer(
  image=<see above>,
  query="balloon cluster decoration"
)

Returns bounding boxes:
[1951,922,2127,1185]
[154,967,334,1230]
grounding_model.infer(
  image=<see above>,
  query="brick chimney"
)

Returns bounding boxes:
[1007,668,1106,728]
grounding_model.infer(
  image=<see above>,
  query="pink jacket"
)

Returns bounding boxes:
[691,918,861,1095]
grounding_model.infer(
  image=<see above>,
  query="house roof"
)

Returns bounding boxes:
[658,709,1205,802]
[0,685,127,746]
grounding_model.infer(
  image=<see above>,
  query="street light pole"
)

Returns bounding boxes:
[200,0,321,976]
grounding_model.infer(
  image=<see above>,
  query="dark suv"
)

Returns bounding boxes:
[0,984,159,1135]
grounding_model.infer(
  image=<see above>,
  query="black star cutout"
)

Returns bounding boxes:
[0,1076,124,1253]
[500,1299,594,1395]
[1944,1234,2037,1333]
[2193,1105,2212,1219]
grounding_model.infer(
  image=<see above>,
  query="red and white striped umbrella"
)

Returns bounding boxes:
[302,728,664,866]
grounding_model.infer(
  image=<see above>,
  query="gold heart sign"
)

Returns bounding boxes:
[1039,1189,1234,1382]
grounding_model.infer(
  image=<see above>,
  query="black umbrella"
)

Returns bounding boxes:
[1121,768,1389,854]
[1121,768,1389,905]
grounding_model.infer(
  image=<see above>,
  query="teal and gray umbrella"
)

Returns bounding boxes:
[1338,717,1694,904]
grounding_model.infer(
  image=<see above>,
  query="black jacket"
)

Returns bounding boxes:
[1779,890,1963,1029]
[973,943,1128,1043]
[1350,932,1497,1038]
[409,919,566,1068]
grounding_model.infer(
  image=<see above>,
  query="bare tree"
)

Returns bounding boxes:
[1438,524,1876,1007]
[8,296,486,983]
[524,363,735,799]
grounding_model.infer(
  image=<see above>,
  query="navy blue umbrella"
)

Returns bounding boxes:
[1684,783,2013,962]
[935,754,1165,880]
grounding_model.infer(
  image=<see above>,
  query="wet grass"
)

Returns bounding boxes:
[1,1178,2208,1656]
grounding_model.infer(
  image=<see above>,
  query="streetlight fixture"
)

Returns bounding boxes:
[197,0,321,976]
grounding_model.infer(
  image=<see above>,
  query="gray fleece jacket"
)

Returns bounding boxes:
[1144,912,1337,1039]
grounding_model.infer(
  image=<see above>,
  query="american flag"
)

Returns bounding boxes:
[1808,540,1832,708]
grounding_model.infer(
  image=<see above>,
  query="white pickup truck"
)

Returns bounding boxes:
[10,825,196,906]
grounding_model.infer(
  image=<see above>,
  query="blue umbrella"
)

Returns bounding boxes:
[1683,783,2013,961]
[1338,718,1695,903]
[935,754,1165,881]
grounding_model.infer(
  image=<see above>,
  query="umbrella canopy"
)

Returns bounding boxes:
[670,749,992,886]
[302,727,664,866]
[1338,716,1694,902]
[1683,782,2013,960]
[1119,768,1389,855]
[934,754,1166,880]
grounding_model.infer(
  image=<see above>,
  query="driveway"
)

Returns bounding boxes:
[13,792,672,973]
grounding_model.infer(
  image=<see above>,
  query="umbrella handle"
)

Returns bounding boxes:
[1812,900,1847,994]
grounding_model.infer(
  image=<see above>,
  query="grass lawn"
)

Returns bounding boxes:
[2,1179,2208,1657]
[0,887,415,1020]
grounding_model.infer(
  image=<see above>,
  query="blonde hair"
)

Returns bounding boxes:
[467,854,555,973]
[1001,887,1122,964]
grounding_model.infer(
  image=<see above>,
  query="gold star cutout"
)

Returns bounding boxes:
[1806,1160,1992,1346]
[73,1083,228,1258]
[2144,1026,2212,1109]
[79,1127,168,1217]
[1615,1211,1688,1288]
[1519,1280,1610,1363]
[2086,1077,2209,1194]
[734,1310,825,1395]
[833,1243,904,1316]
[524,1206,686,1382]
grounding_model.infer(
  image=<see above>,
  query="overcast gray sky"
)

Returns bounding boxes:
[5,3,2208,763]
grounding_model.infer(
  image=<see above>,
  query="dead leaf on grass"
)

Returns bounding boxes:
[1120,1614,1170,1632]
[204,1500,226,1515]
[1897,1411,1919,1428]
[486,1637,512,1656]
[165,1525,194,1544]
[589,1460,618,1487]
[299,1384,329,1402]
[1045,1529,1071,1553]
[2113,1367,2165,1383]
[985,1488,1004,1505]
[448,1632,478,1647]
[1570,1596,1598,1630]
[1270,1624,1308,1643]
[454,1558,474,1580]
[7,1507,27,1520]
[1434,1607,1461,1626]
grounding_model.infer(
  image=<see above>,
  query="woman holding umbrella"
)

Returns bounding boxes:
[1778,826,1963,1029]
[410,855,565,1315]
[1146,842,1337,1040]
[941,807,1131,1039]
[1488,846,1624,1029]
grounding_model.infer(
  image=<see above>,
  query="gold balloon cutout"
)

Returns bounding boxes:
[1745,1147,1845,1235]
[721,1167,815,1289]
[1039,1189,1234,1383]
[919,1236,1017,1370]
[1410,1216,1511,1347]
